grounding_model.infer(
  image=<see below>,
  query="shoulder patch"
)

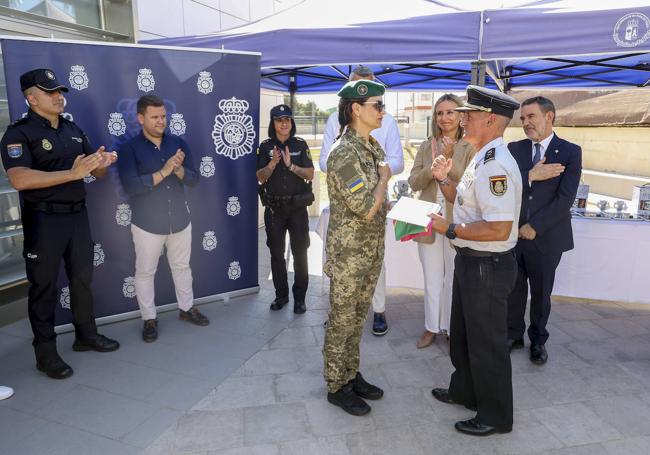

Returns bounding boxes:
[489,175,507,196]
[295,137,306,143]
[6,143,23,159]
[484,148,496,164]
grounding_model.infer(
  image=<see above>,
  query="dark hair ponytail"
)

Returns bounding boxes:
[336,96,369,140]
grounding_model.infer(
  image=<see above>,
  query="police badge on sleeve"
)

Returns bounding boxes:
[199,156,215,178]
[197,71,214,94]
[169,113,186,136]
[489,175,507,196]
[7,144,22,159]
[69,65,89,91]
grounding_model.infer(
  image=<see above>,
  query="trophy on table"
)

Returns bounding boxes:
[613,200,627,218]
[596,199,610,217]
[393,180,412,200]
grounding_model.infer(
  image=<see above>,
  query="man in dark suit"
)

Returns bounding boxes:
[507,96,582,365]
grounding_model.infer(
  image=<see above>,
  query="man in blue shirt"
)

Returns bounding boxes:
[118,95,208,342]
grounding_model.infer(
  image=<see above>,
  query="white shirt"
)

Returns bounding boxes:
[319,111,404,174]
[452,137,522,252]
[531,132,554,162]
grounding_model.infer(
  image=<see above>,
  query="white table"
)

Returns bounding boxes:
[317,208,650,304]
[554,217,650,304]
[316,206,424,289]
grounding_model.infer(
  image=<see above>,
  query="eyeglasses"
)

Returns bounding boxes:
[361,100,386,113]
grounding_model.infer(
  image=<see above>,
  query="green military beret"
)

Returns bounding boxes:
[337,79,385,99]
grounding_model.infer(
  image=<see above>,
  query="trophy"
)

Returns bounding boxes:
[613,200,627,218]
[392,180,412,200]
[596,200,609,216]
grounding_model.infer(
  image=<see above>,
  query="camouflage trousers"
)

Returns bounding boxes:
[322,260,382,393]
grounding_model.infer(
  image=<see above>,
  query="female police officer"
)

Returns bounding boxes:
[322,79,391,416]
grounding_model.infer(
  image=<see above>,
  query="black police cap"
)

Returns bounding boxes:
[270,104,293,119]
[20,68,69,93]
[455,85,519,118]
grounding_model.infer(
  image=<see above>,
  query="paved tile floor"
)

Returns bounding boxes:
[2,220,650,454]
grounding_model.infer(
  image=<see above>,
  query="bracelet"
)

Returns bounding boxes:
[437,177,450,186]
[159,171,166,179]
[290,163,296,173]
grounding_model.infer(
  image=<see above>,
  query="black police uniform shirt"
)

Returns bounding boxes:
[257,136,313,196]
[0,109,94,204]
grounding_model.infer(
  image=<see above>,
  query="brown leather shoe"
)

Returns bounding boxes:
[179,308,210,326]
[417,330,436,349]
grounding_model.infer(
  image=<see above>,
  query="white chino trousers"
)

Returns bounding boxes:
[131,223,194,320]
[417,197,455,334]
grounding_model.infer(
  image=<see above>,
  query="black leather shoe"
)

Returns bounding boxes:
[455,418,511,436]
[142,319,158,343]
[431,388,477,411]
[179,308,210,326]
[293,301,306,314]
[530,344,548,365]
[270,297,289,311]
[72,334,120,352]
[351,372,383,400]
[508,338,524,351]
[36,356,74,380]
[327,383,371,416]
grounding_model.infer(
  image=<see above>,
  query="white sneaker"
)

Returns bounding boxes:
[0,385,14,400]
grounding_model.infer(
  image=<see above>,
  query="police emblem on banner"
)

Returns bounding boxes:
[93,243,105,267]
[613,13,650,48]
[199,156,215,178]
[108,112,127,136]
[212,97,256,160]
[197,71,214,94]
[59,286,71,309]
[84,174,96,184]
[202,231,217,251]
[137,68,155,92]
[115,203,132,226]
[69,65,89,90]
[122,276,136,298]
[169,113,186,136]
[228,261,241,280]
[226,196,241,216]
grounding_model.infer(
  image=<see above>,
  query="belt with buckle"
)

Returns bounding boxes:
[454,247,513,258]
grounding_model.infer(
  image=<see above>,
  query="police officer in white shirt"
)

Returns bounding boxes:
[426,85,522,436]
[320,65,404,336]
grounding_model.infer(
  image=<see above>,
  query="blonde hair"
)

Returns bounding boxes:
[432,94,464,142]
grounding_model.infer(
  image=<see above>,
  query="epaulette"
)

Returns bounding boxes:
[9,117,28,127]
[484,148,496,163]
[295,137,306,143]
[260,138,272,145]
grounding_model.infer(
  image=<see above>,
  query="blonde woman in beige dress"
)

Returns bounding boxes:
[408,94,476,348]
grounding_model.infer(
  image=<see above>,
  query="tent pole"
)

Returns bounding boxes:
[289,72,297,111]
[471,61,486,87]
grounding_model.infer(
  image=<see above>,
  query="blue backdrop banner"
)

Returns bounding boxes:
[1,38,261,325]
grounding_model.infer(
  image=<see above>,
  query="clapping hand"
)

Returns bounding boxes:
[95,146,118,169]
[431,155,452,181]
[280,146,292,168]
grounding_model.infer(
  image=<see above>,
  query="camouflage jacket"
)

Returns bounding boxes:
[324,127,387,277]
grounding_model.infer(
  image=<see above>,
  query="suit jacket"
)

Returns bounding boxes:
[508,134,582,254]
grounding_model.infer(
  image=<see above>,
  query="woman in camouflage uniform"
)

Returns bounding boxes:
[323,79,391,416]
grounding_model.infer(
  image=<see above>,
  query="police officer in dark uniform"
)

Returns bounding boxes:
[256,104,314,314]
[0,68,120,380]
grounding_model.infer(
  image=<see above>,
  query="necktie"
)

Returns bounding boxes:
[533,143,541,165]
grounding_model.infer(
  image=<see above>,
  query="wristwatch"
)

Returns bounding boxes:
[445,223,457,240]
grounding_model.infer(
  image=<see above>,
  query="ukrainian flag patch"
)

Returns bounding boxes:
[346,177,365,193]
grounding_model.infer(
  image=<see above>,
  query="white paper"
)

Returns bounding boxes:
[386,197,442,227]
